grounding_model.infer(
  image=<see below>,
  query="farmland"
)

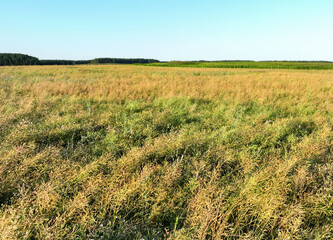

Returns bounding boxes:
[0,65,332,239]
[143,61,333,70]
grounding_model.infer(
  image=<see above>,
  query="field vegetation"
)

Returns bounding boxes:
[0,65,332,239]
[144,61,333,70]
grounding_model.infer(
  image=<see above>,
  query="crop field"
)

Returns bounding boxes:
[144,61,333,70]
[0,65,332,239]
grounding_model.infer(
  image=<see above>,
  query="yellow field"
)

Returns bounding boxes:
[2,65,332,102]
[0,65,332,239]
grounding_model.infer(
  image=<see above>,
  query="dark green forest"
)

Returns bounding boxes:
[39,60,91,65]
[0,54,40,66]
[40,58,159,65]
[0,53,159,66]
[91,58,160,64]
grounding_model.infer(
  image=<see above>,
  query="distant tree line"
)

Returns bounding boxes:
[90,58,159,64]
[39,60,91,65]
[0,54,40,66]
[2,53,332,69]
[0,53,160,66]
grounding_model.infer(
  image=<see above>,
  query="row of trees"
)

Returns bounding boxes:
[39,60,91,65]
[91,58,159,64]
[0,54,40,66]
[0,53,160,66]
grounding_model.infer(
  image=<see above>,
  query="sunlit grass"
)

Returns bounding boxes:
[0,65,332,239]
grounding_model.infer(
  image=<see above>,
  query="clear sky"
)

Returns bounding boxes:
[1,0,332,61]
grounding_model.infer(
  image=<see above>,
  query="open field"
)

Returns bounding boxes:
[0,65,332,239]
[143,61,333,70]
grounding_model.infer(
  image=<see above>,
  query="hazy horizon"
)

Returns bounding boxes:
[3,52,333,62]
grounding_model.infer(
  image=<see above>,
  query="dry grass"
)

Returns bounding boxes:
[0,65,332,239]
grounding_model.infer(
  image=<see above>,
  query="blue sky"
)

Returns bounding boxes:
[1,0,332,61]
